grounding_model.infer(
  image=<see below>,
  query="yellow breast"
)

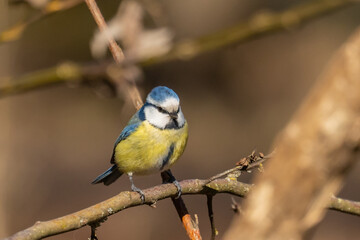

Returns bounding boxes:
[114,121,188,175]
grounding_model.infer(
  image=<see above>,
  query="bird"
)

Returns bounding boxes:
[92,86,188,202]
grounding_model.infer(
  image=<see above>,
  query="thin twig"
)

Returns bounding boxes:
[207,195,217,240]
[84,0,125,63]
[89,223,98,240]
[206,151,271,183]
[230,197,242,214]
[84,0,143,109]
[329,196,360,216]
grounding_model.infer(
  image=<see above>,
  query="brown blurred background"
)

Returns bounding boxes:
[1,0,360,239]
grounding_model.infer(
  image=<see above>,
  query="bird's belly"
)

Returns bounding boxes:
[114,121,188,175]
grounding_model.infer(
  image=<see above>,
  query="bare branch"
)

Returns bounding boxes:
[223,26,360,240]
[206,151,270,183]
[329,195,360,216]
[85,0,125,63]
[0,62,82,97]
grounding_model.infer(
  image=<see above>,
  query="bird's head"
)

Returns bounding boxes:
[143,86,185,129]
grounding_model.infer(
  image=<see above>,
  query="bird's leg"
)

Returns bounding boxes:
[127,172,145,203]
[162,169,182,199]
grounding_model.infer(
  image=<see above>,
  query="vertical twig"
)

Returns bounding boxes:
[161,171,202,240]
[84,0,143,109]
[89,224,98,240]
[85,0,124,63]
[207,195,217,240]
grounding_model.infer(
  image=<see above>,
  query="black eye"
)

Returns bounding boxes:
[157,106,166,113]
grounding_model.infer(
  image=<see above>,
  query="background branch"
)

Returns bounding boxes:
[84,0,143,109]
[1,0,357,98]
[0,0,83,44]
[142,0,356,65]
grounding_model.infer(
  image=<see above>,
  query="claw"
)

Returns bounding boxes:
[131,185,145,203]
[127,172,145,203]
[173,179,182,199]
[162,170,182,199]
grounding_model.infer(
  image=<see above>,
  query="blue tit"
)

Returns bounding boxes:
[92,86,188,202]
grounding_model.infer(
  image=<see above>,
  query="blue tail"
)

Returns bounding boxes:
[92,165,123,186]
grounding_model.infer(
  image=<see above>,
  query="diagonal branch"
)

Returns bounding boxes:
[0,0,83,44]
[84,0,143,109]
[5,174,360,240]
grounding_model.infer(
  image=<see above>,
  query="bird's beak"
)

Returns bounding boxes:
[169,112,178,119]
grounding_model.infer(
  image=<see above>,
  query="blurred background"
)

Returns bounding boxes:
[1,0,360,239]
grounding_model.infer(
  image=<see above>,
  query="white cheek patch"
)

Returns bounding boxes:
[144,106,171,129]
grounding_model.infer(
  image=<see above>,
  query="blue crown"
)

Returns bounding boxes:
[147,86,179,103]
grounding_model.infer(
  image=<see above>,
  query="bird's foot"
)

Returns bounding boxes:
[131,185,145,203]
[173,179,182,199]
[161,170,182,199]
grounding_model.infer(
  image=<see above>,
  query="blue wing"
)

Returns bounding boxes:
[110,107,144,163]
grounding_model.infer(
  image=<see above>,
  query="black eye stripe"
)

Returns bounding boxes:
[148,103,179,115]
[157,106,168,114]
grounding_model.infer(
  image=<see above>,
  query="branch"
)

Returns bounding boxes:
[5,174,360,240]
[0,0,83,44]
[0,62,82,97]
[142,0,356,65]
[329,196,360,216]
[84,0,143,109]
[223,26,360,240]
[1,0,357,98]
